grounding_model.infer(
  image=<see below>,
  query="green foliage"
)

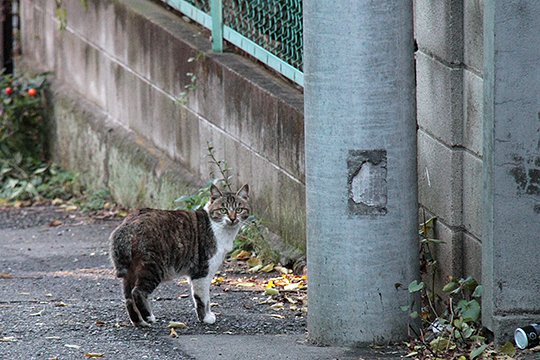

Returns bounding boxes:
[77,188,113,212]
[402,212,490,359]
[175,180,213,211]
[0,72,48,161]
[0,72,79,202]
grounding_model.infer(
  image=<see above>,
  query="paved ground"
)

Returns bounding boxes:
[0,206,405,360]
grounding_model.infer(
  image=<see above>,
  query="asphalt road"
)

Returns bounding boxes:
[0,206,401,360]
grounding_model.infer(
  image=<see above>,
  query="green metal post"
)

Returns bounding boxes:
[210,0,223,53]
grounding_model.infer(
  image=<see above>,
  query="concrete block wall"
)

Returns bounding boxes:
[415,0,484,282]
[20,0,305,252]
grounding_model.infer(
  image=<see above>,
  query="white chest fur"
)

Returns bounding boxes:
[207,221,240,274]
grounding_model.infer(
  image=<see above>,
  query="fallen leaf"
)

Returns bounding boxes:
[247,257,261,267]
[248,264,263,273]
[269,314,284,319]
[211,276,225,285]
[64,344,81,349]
[498,341,516,356]
[168,321,188,329]
[283,283,300,291]
[95,320,106,327]
[0,272,13,279]
[274,266,290,274]
[261,263,275,273]
[169,327,178,338]
[30,309,44,316]
[55,302,69,307]
[265,288,279,296]
[270,302,284,310]
[0,336,17,342]
[266,280,275,289]
[51,198,64,206]
[49,219,63,227]
[236,282,256,287]
[284,295,298,304]
[235,250,251,261]
[84,353,104,358]
[117,210,129,217]
[63,205,78,212]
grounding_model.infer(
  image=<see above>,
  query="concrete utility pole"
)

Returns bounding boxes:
[482,1,540,342]
[303,1,418,346]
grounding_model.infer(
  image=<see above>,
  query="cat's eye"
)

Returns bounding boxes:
[220,208,228,214]
[236,207,246,214]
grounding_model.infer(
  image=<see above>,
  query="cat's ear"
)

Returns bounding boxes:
[236,184,249,201]
[210,184,222,202]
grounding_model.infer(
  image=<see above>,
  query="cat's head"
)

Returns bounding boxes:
[206,184,250,228]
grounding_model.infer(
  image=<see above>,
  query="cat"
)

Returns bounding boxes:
[109,184,250,327]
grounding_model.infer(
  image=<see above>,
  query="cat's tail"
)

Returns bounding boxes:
[109,226,132,278]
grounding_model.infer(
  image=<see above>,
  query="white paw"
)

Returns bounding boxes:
[147,314,156,323]
[203,312,216,324]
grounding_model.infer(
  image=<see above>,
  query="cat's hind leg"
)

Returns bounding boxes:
[190,276,215,324]
[123,275,148,327]
[131,266,161,325]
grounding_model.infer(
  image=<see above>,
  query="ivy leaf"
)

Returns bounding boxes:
[472,285,484,298]
[458,300,481,322]
[470,344,488,359]
[408,280,425,293]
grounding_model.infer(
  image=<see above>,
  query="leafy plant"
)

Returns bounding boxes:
[402,212,494,359]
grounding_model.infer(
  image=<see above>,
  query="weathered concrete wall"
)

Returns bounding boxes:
[415,0,484,283]
[20,0,305,251]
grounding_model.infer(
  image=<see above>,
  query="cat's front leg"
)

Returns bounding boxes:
[189,276,216,324]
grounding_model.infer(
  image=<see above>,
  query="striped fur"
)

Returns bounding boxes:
[110,184,250,326]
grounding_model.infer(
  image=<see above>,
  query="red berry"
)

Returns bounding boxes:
[5,87,12,95]
[27,88,37,97]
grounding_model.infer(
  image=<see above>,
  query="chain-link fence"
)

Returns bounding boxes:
[162,0,303,86]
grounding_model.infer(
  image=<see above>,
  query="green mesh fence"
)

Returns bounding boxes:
[223,0,303,71]
[162,0,303,85]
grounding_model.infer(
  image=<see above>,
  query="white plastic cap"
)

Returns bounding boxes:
[515,328,529,350]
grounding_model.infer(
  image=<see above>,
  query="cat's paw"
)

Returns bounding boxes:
[134,319,151,327]
[147,314,156,323]
[203,312,216,324]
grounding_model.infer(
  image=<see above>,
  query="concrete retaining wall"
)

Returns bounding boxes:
[20,0,305,252]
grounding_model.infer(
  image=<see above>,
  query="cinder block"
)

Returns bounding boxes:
[414,0,463,63]
[462,232,481,281]
[463,0,484,72]
[418,208,463,282]
[416,52,463,146]
[463,70,483,156]
[462,151,483,238]
[417,130,463,227]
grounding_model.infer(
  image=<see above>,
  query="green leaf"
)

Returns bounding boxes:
[408,280,425,293]
[429,336,453,352]
[472,285,484,298]
[400,305,410,312]
[459,276,478,291]
[442,281,459,293]
[458,299,481,322]
[498,341,516,356]
[470,344,488,360]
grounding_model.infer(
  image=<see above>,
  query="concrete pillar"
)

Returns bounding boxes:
[482,1,540,342]
[303,1,418,346]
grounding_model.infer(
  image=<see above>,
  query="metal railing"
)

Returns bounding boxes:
[162,0,303,86]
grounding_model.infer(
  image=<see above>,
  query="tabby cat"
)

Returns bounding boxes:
[109,184,250,326]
